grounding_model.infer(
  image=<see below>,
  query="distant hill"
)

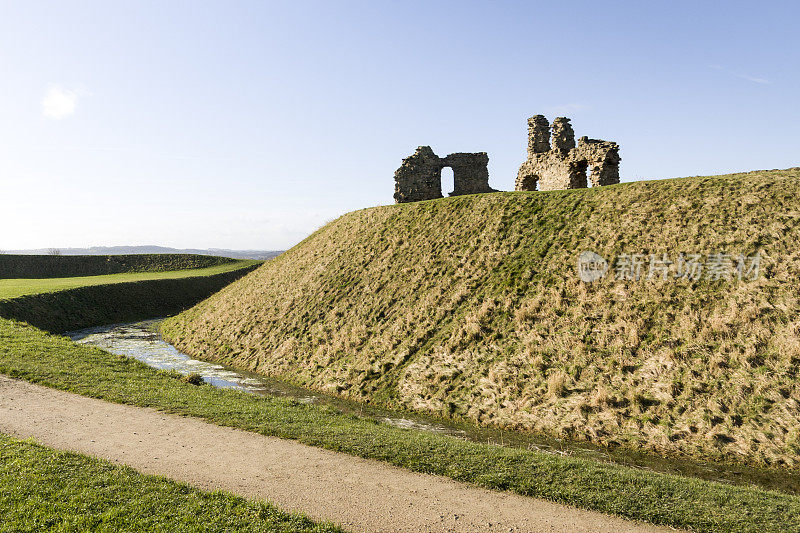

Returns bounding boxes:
[3,246,282,261]
[163,167,800,471]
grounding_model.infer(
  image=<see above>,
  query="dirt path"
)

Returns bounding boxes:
[0,376,676,532]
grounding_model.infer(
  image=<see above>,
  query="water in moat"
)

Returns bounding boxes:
[70,319,800,495]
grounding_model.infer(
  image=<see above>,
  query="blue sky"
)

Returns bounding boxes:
[1,1,797,250]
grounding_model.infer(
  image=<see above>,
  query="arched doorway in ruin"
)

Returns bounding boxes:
[517,173,539,191]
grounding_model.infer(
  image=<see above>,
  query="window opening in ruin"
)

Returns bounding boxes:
[441,167,455,197]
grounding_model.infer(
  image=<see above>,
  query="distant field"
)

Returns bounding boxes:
[0,253,237,279]
[0,260,261,300]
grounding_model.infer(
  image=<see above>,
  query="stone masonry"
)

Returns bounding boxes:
[394,147,495,203]
[516,115,620,191]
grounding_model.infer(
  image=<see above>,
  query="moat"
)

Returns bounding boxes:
[70,319,800,496]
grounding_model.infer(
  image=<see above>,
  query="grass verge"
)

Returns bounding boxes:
[1,318,799,532]
[0,260,261,300]
[0,433,342,533]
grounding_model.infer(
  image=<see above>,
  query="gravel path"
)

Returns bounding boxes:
[0,375,676,532]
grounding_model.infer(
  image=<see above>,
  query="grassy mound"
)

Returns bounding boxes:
[0,253,235,279]
[163,168,800,470]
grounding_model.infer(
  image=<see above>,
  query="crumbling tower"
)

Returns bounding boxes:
[551,117,576,152]
[527,115,551,154]
[516,115,620,191]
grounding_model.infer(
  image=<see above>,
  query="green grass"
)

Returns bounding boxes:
[161,168,800,470]
[0,261,261,335]
[0,253,238,279]
[2,318,799,532]
[0,433,342,533]
[0,260,261,300]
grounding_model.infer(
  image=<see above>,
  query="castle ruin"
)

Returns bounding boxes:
[393,115,620,202]
[516,115,620,191]
[394,147,495,203]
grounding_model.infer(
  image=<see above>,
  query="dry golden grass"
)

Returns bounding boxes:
[163,168,800,469]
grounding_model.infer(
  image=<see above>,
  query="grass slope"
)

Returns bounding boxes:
[163,168,800,469]
[0,253,236,279]
[0,260,260,300]
[0,434,341,532]
[1,317,799,532]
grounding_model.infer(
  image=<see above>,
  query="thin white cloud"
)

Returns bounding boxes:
[547,103,589,115]
[41,85,79,119]
[735,73,771,85]
[708,65,771,85]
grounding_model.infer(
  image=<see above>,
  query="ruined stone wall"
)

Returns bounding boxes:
[516,115,620,192]
[442,152,494,196]
[576,137,622,187]
[393,146,444,203]
[394,147,494,203]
